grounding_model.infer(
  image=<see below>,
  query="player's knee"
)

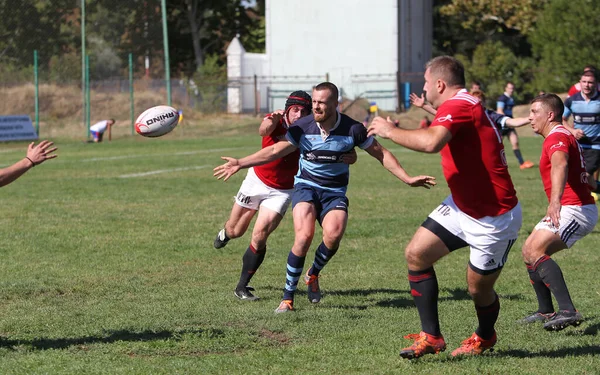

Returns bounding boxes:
[404,244,425,267]
[521,240,540,264]
[224,224,245,239]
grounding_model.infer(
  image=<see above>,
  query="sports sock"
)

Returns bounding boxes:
[533,255,575,312]
[475,294,499,340]
[236,244,266,290]
[283,251,306,301]
[514,149,525,165]
[526,263,554,313]
[408,267,441,336]
[308,242,338,277]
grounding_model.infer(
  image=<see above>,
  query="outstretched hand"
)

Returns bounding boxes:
[213,157,242,181]
[409,93,425,108]
[367,116,396,139]
[405,175,436,189]
[27,140,57,166]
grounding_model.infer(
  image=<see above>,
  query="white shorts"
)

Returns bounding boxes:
[234,167,293,216]
[534,204,598,248]
[427,195,523,274]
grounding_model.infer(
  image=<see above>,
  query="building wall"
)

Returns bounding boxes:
[228,0,432,113]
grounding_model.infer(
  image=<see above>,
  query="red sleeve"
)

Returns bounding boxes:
[567,85,578,97]
[545,133,569,158]
[430,101,472,137]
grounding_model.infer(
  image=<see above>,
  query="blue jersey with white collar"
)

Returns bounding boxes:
[286,112,374,193]
[563,91,600,149]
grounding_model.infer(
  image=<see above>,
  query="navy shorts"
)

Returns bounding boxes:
[291,183,349,225]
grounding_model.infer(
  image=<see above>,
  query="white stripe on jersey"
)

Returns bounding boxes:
[548,125,572,137]
[449,90,480,105]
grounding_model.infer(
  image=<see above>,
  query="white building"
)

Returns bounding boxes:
[227,0,432,113]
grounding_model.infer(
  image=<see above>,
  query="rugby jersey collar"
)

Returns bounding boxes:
[316,111,341,139]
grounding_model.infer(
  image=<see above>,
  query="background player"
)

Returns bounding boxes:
[497,82,534,169]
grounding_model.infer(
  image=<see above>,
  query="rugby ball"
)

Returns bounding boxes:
[135,105,179,137]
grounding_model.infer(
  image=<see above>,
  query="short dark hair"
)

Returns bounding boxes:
[531,93,564,122]
[314,82,339,102]
[425,56,465,88]
[583,65,597,73]
[582,71,597,82]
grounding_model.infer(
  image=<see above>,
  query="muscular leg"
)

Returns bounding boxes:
[522,229,573,312]
[224,203,257,240]
[308,209,348,277]
[281,202,317,301]
[466,267,501,340]
[236,206,284,291]
[405,226,450,336]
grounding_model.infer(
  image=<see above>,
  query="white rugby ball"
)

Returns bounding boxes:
[135,105,179,137]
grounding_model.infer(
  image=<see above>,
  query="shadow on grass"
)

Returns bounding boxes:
[0,328,219,351]
[497,344,600,358]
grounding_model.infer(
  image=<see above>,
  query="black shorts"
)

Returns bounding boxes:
[582,148,600,174]
[501,127,516,137]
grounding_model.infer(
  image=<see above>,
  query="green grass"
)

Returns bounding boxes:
[0,133,598,374]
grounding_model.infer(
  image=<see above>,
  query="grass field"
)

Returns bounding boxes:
[0,129,598,374]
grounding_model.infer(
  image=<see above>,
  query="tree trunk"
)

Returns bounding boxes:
[185,0,204,70]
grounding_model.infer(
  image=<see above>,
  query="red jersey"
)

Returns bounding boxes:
[540,126,594,206]
[253,115,300,189]
[431,90,518,219]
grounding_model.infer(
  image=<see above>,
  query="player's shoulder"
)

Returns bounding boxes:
[290,114,316,131]
[497,93,508,101]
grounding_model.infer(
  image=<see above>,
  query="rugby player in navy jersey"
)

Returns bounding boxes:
[369,56,522,358]
[214,82,436,313]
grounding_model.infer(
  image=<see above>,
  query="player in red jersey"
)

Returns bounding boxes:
[368,56,522,358]
[520,93,598,331]
[214,91,357,301]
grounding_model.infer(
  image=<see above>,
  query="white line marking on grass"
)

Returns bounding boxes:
[119,165,210,178]
[83,147,248,162]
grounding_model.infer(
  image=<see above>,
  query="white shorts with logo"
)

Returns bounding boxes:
[234,167,293,216]
[428,195,523,274]
[534,204,598,248]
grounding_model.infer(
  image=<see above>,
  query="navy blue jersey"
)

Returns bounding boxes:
[485,108,508,131]
[286,113,374,193]
[496,94,514,118]
[564,91,600,149]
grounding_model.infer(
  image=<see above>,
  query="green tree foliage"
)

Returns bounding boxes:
[191,53,226,112]
[459,41,537,106]
[0,0,78,83]
[168,0,264,76]
[528,0,600,92]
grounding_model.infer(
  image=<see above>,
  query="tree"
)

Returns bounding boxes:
[438,0,549,58]
[528,0,600,92]
[168,0,264,76]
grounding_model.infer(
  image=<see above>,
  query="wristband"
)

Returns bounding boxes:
[25,157,35,167]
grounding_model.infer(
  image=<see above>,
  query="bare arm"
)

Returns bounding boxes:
[363,139,436,188]
[562,117,585,140]
[258,110,284,136]
[409,93,437,116]
[214,141,297,181]
[0,141,57,187]
[504,117,529,128]
[546,151,568,228]
[368,116,452,153]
